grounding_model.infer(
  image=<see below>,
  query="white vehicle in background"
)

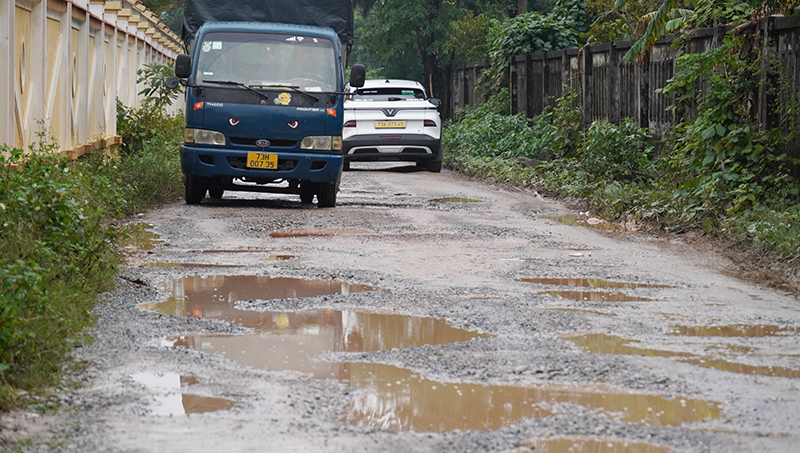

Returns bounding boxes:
[342,79,442,172]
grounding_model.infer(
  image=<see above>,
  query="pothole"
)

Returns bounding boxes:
[669,324,800,337]
[130,373,238,415]
[564,333,800,379]
[342,363,720,431]
[120,223,163,250]
[144,276,722,431]
[521,436,673,453]
[538,290,654,302]
[519,277,670,289]
[269,228,370,238]
[428,197,482,203]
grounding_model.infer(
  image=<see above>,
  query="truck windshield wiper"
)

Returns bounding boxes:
[203,80,273,103]
[247,83,320,103]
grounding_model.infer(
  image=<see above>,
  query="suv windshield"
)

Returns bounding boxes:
[353,87,426,101]
[195,31,337,92]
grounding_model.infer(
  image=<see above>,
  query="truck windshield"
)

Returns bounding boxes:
[195,31,337,92]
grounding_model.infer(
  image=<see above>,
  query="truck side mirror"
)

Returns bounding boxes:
[175,54,192,79]
[165,77,180,89]
[349,64,366,88]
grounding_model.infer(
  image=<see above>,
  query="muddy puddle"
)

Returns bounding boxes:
[429,197,482,203]
[538,290,654,302]
[144,276,721,431]
[131,373,238,415]
[269,227,370,238]
[521,436,673,453]
[565,333,800,379]
[120,223,163,250]
[548,214,624,232]
[342,362,719,431]
[669,324,800,337]
[141,263,245,268]
[520,277,669,289]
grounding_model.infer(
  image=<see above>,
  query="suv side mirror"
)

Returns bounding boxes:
[174,54,192,79]
[349,64,366,88]
[429,98,441,108]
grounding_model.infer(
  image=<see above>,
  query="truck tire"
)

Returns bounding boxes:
[299,182,315,204]
[316,182,337,208]
[427,160,443,173]
[208,187,224,199]
[185,175,206,205]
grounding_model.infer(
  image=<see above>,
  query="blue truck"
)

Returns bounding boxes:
[169,0,365,207]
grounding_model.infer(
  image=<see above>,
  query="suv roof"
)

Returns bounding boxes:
[358,79,427,94]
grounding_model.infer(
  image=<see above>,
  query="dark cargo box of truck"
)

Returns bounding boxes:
[181,0,355,46]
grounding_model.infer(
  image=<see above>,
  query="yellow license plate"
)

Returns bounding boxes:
[375,120,406,129]
[246,152,278,169]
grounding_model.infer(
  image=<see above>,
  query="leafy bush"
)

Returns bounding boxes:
[0,63,184,409]
[580,118,655,182]
[0,142,119,406]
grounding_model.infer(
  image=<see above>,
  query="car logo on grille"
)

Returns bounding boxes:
[229,118,240,126]
[255,139,271,148]
[381,108,400,117]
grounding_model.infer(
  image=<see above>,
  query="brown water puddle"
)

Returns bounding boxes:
[566,333,800,379]
[539,290,654,302]
[147,277,720,431]
[548,214,624,232]
[131,373,238,415]
[565,333,694,358]
[521,436,673,453]
[429,197,482,203]
[269,227,370,238]
[120,223,163,250]
[678,358,800,378]
[669,324,800,337]
[145,275,377,318]
[520,277,669,289]
[342,363,720,431]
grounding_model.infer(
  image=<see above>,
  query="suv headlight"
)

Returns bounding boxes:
[185,128,226,146]
[300,136,342,151]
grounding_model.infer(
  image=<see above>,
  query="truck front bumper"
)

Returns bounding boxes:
[180,145,343,183]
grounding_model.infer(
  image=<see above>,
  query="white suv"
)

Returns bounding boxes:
[342,79,442,172]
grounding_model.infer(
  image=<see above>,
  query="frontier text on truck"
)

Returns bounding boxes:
[169,0,365,207]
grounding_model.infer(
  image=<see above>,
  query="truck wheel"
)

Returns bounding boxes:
[316,182,337,208]
[208,187,224,199]
[427,161,443,173]
[299,182,315,204]
[185,175,206,205]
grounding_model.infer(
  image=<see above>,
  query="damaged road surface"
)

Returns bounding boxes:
[7,163,800,452]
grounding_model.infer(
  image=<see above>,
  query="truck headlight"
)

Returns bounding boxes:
[185,128,226,146]
[300,136,342,151]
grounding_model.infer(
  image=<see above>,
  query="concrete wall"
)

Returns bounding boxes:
[1,0,184,158]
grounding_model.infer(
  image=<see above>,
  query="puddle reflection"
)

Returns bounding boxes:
[429,197,482,203]
[521,277,669,289]
[121,223,163,250]
[539,290,654,302]
[524,437,673,452]
[343,363,719,431]
[269,228,370,238]
[566,333,800,379]
[147,276,720,431]
[131,373,237,415]
[669,325,800,337]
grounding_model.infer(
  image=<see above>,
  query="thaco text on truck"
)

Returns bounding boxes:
[168,0,366,207]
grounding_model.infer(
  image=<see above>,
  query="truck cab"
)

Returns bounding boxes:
[174,22,365,207]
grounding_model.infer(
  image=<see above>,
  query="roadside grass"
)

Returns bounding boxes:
[443,102,800,294]
[0,93,183,410]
